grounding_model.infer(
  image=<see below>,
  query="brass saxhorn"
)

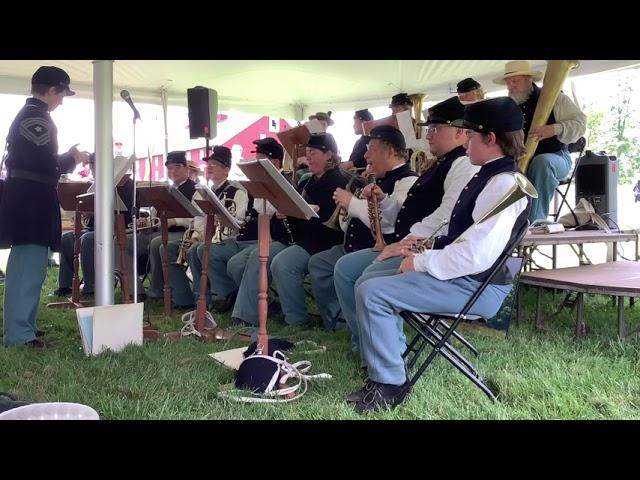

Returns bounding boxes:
[175,224,195,267]
[323,173,368,231]
[518,60,579,173]
[212,194,238,244]
[412,172,538,254]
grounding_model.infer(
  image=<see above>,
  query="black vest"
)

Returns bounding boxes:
[168,178,198,232]
[432,156,530,284]
[289,167,350,255]
[348,136,369,170]
[236,172,294,243]
[236,193,258,241]
[344,164,417,253]
[392,145,467,242]
[268,170,297,244]
[520,84,565,156]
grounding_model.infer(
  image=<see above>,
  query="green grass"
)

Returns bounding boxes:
[2,269,640,419]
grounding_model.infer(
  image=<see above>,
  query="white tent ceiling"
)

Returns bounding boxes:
[0,60,638,118]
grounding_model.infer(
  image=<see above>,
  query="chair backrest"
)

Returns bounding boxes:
[457,220,530,320]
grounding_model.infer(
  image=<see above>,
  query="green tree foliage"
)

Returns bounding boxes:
[583,70,640,184]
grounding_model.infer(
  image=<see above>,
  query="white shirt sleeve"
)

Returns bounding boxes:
[408,156,480,239]
[347,196,370,226]
[231,188,248,224]
[254,198,277,216]
[412,173,528,279]
[378,176,418,230]
[190,192,206,238]
[552,92,587,144]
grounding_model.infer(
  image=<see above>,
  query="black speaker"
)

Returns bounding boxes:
[187,86,218,139]
[575,150,618,225]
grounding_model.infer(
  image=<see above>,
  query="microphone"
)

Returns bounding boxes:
[120,90,141,120]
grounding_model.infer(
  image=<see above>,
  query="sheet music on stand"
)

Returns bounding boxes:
[87,155,135,194]
[238,158,318,219]
[362,111,418,150]
[395,110,419,150]
[194,184,241,231]
[136,184,203,218]
[76,191,128,213]
[57,181,92,211]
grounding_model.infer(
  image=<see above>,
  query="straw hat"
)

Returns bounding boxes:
[493,60,543,84]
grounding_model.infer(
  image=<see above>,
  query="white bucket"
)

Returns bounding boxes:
[0,402,99,420]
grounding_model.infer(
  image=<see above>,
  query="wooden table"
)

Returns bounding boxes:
[518,261,640,338]
[520,230,639,269]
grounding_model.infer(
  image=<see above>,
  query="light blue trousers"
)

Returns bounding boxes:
[159,239,198,307]
[59,230,95,293]
[308,245,347,330]
[3,244,48,346]
[231,241,289,325]
[147,232,184,298]
[527,149,572,222]
[334,248,402,350]
[190,238,257,303]
[270,244,313,327]
[356,271,512,385]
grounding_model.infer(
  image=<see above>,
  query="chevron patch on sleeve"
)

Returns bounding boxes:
[19,117,51,146]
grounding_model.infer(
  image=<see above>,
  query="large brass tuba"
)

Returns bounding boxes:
[518,60,579,173]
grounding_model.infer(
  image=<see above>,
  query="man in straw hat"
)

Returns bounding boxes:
[495,60,586,222]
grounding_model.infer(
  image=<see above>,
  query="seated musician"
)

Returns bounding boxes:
[52,154,134,297]
[117,151,196,300]
[456,77,485,103]
[308,126,417,330]
[295,111,334,179]
[347,97,531,414]
[228,141,299,326]
[389,93,414,117]
[160,146,249,309]
[187,159,202,183]
[334,97,480,353]
[269,133,350,327]
[495,60,586,222]
[340,109,374,172]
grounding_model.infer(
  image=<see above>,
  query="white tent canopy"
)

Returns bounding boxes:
[0,60,638,119]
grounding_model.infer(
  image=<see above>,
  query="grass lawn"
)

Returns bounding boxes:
[1,267,640,420]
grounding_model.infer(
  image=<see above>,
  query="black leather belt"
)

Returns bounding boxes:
[8,169,58,186]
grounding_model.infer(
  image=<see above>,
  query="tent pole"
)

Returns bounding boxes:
[93,60,115,306]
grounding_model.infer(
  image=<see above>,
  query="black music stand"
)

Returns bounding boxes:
[47,181,92,310]
[238,159,317,355]
[136,184,202,316]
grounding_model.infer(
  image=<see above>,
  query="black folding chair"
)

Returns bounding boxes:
[399,221,529,401]
[551,137,586,222]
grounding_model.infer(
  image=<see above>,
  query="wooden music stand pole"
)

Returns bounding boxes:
[136,184,201,318]
[238,159,317,354]
[47,181,91,310]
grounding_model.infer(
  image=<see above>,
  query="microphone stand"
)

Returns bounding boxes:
[130,109,141,303]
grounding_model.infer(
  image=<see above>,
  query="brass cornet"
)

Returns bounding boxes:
[212,194,238,244]
[367,177,387,252]
[175,224,195,267]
